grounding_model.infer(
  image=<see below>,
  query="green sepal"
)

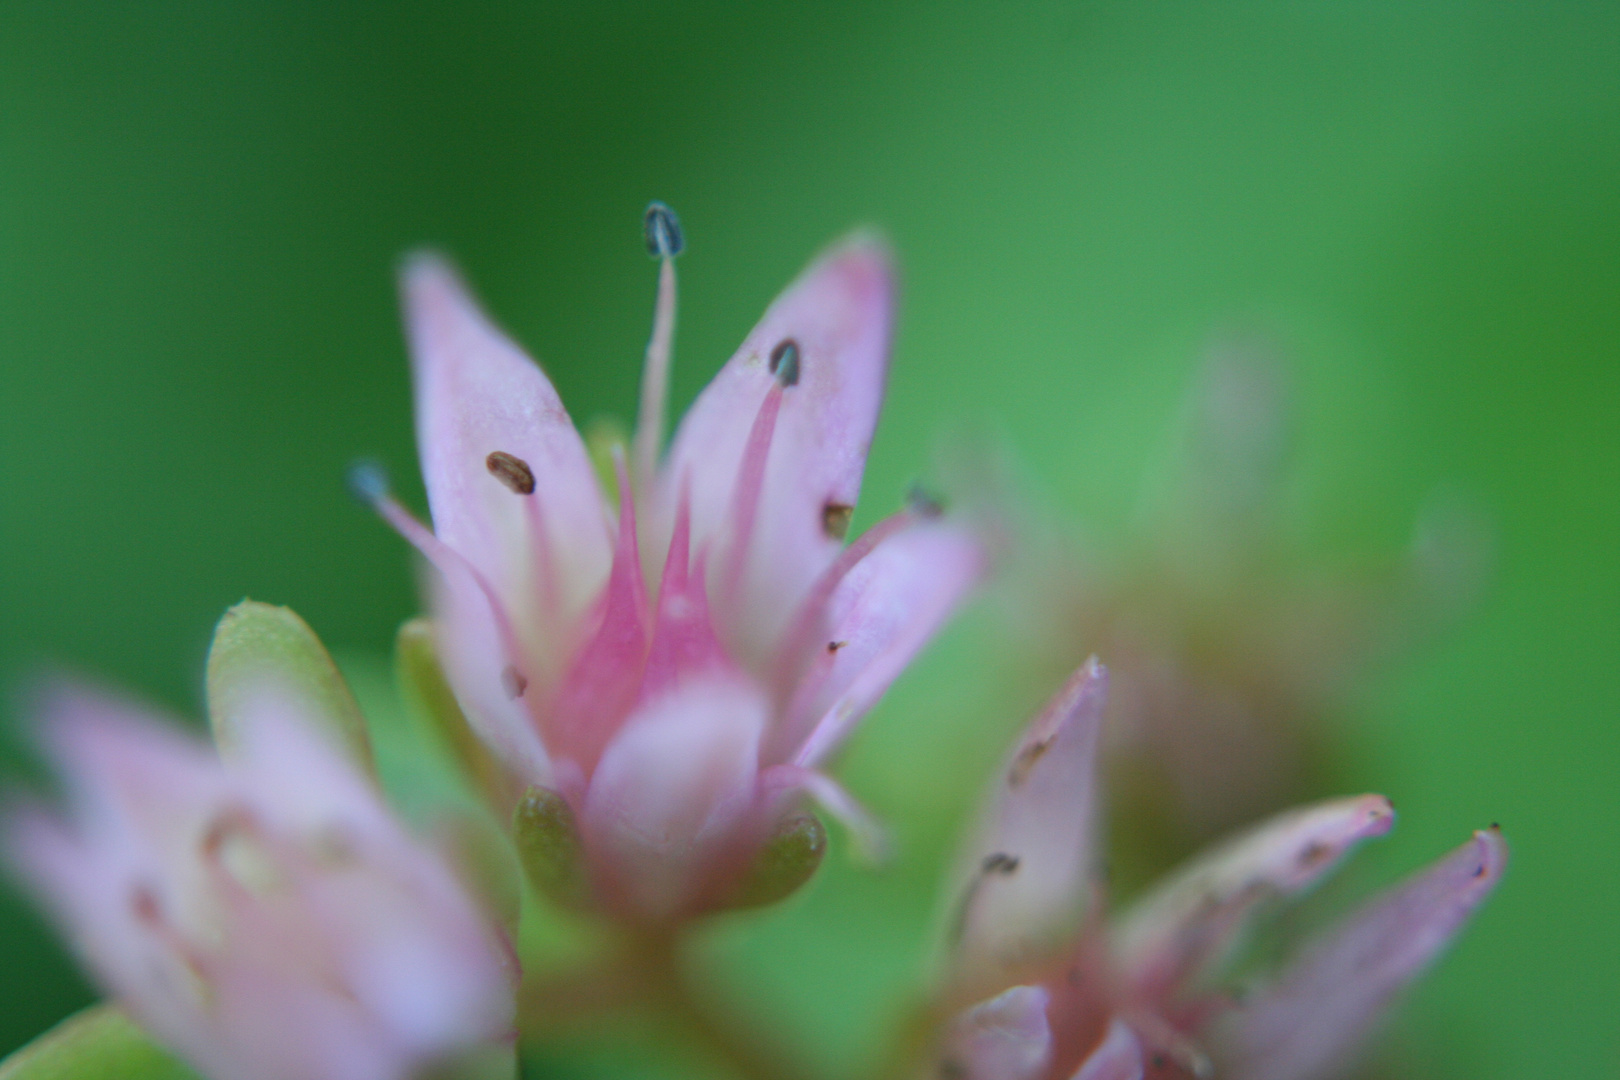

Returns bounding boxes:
[395,618,513,809]
[206,600,374,775]
[512,787,589,909]
[0,1005,200,1080]
[729,812,827,909]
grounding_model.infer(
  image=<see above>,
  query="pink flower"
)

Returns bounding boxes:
[934,660,1506,1080]
[357,208,984,922]
[6,681,515,1080]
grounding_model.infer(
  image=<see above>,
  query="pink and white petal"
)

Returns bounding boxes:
[1111,794,1395,1002]
[653,236,895,656]
[403,253,611,640]
[782,521,985,768]
[1211,828,1507,1080]
[426,568,554,789]
[947,661,1108,992]
[582,675,767,921]
[940,985,1053,1080]
[1070,1020,1144,1080]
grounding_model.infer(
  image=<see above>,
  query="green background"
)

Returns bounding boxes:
[0,3,1614,1077]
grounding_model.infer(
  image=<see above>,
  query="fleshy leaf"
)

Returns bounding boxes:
[0,1006,200,1080]
[206,601,373,775]
[729,812,827,909]
[396,618,513,809]
[1213,828,1508,1080]
[1111,794,1395,1000]
[513,787,588,909]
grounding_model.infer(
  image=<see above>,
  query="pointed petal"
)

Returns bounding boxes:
[1070,1020,1144,1080]
[948,661,1108,994]
[581,675,767,921]
[1212,828,1507,1080]
[403,254,610,640]
[1112,794,1395,1001]
[785,521,985,767]
[940,986,1053,1080]
[654,236,895,657]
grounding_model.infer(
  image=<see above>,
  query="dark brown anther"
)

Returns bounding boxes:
[821,501,854,540]
[486,451,536,495]
[501,666,528,699]
[981,851,1020,875]
[1297,841,1331,868]
[769,338,801,386]
[905,483,946,518]
[827,640,847,653]
[1008,736,1053,788]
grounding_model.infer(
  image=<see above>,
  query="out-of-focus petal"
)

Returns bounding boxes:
[948,661,1108,996]
[783,521,985,767]
[1070,1019,1144,1080]
[939,985,1053,1080]
[1111,794,1395,1001]
[582,675,767,921]
[654,236,895,657]
[1211,828,1507,1080]
[403,254,610,641]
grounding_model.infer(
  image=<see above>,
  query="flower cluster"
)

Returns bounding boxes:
[3,208,1503,1080]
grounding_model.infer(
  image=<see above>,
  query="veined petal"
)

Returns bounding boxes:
[1111,794,1395,1001]
[581,675,767,921]
[1070,1019,1144,1080]
[784,521,985,768]
[403,253,610,650]
[654,235,895,661]
[940,985,1053,1080]
[947,661,1108,995]
[1211,828,1507,1080]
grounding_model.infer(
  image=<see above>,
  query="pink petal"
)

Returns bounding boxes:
[783,521,985,768]
[581,675,767,921]
[1070,1019,1145,1080]
[403,254,610,648]
[652,236,895,661]
[1211,828,1507,1080]
[948,661,1108,994]
[941,985,1053,1080]
[1111,794,1395,1002]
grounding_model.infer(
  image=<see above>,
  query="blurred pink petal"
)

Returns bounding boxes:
[1069,1019,1143,1080]
[1211,828,1507,1080]
[940,985,1053,1080]
[7,681,513,1080]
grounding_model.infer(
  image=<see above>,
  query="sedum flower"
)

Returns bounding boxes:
[356,207,983,923]
[5,605,516,1080]
[931,659,1505,1080]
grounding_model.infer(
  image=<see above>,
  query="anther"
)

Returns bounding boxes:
[821,501,854,540]
[346,459,391,504]
[981,852,1020,875]
[905,483,946,518]
[486,450,536,495]
[827,640,847,653]
[502,665,528,699]
[769,338,801,387]
[643,202,684,259]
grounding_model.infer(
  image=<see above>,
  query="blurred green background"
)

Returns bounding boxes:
[0,3,1614,1077]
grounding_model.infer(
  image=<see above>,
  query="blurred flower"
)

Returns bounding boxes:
[961,342,1491,865]
[930,660,1505,1080]
[357,210,983,922]
[5,671,515,1080]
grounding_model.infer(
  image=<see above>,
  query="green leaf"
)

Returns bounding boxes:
[729,812,827,909]
[513,787,588,909]
[395,618,512,809]
[0,1005,199,1080]
[206,600,374,775]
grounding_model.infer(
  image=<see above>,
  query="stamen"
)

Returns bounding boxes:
[486,450,536,495]
[348,462,534,706]
[820,501,854,540]
[769,338,801,387]
[633,202,683,490]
